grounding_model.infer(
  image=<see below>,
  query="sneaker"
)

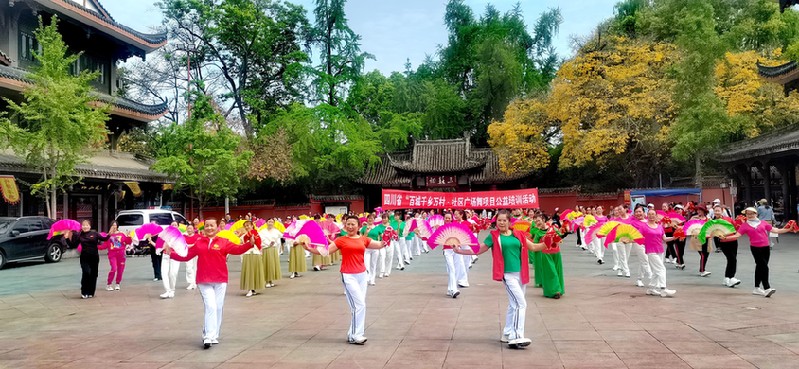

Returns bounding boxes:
[723,278,730,286]
[400,267,405,271]
[245,290,254,297]
[290,273,296,279]
[265,283,273,288]
[88,295,94,298]
[500,334,509,343]
[659,289,676,298]
[369,281,376,286]
[153,278,160,282]
[753,287,765,296]
[160,291,173,299]
[764,288,776,297]
[203,339,212,349]
[348,336,367,345]
[728,278,741,287]
[596,259,604,265]
[379,273,384,278]
[700,271,712,277]
[106,285,114,291]
[552,292,562,299]
[646,289,661,296]
[508,337,532,347]
[211,339,219,345]
[452,291,460,298]
[636,280,645,287]
[186,284,197,290]
[617,270,624,277]
[114,284,120,291]
[81,295,89,299]
[625,272,631,278]
[612,266,620,271]
[313,266,321,271]
[458,283,470,288]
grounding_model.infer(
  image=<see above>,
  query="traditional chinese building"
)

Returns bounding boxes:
[358,136,535,210]
[0,0,169,229]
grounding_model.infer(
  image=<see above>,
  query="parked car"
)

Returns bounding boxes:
[0,216,60,269]
[115,209,189,243]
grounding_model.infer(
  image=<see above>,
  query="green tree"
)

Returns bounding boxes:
[0,16,109,219]
[152,83,253,218]
[310,0,373,106]
[159,0,310,136]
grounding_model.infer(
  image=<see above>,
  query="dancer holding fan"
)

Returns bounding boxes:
[259,219,283,288]
[239,221,264,297]
[721,207,795,297]
[631,209,677,298]
[101,221,130,291]
[454,210,546,349]
[359,213,385,286]
[63,220,111,299]
[163,217,260,349]
[301,215,386,345]
[530,214,566,298]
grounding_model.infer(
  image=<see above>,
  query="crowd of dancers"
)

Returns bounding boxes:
[61,201,796,349]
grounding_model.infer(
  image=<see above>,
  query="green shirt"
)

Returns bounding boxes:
[361,224,385,241]
[483,234,522,273]
[530,227,547,243]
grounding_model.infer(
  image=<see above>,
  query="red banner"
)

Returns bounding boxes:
[381,188,539,210]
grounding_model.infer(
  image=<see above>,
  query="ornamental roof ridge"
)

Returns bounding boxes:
[0,64,168,120]
[717,124,799,162]
[33,0,167,49]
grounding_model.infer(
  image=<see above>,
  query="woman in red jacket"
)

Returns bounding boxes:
[454,210,545,349]
[164,217,260,349]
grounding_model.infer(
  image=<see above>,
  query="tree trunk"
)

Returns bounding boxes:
[51,166,58,220]
[43,170,52,219]
[694,155,703,189]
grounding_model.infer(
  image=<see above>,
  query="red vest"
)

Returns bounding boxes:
[490,229,530,285]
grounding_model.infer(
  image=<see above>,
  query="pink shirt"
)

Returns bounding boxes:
[737,221,773,247]
[634,221,665,254]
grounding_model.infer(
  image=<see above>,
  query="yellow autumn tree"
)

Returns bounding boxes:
[487,97,553,174]
[714,50,799,138]
[489,36,678,180]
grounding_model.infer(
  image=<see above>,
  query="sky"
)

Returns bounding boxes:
[101,0,619,74]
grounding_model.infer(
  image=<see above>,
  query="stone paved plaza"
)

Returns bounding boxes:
[2,235,799,369]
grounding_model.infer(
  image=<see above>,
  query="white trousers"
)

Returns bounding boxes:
[611,243,620,270]
[199,282,227,341]
[284,239,293,255]
[647,253,667,289]
[593,238,604,260]
[395,239,406,268]
[185,257,197,285]
[456,251,469,286]
[502,272,527,340]
[615,243,631,274]
[161,254,180,293]
[443,249,459,294]
[342,272,368,340]
[365,249,379,283]
[402,238,412,261]
[377,247,387,275]
[631,243,651,281]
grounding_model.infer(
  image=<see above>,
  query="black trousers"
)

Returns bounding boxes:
[750,246,771,290]
[150,251,162,279]
[698,243,710,273]
[716,238,738,278]
[665,240,676,260]
[576,229,582,246]
[674,239,686,265]
[80,253,100,296]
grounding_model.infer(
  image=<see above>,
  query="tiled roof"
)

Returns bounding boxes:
[0,64,168,118]
[389,139,486,173]
[0,49,10,66]
[757,61,797,78]
[35,0,167,49]
[716,125,799,163]
[358,138,534,186]
[0,149,171,183]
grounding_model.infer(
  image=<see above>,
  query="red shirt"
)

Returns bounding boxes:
[169,234,259,283]
[334,236,371,274]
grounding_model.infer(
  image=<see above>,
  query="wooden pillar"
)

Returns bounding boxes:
[742,164,753,205]
[761,163,772,204]
[779,161,793,221]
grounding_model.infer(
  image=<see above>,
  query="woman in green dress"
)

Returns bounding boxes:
[530,214,565,299]
[288,219,308,279]
[259,219,283,287]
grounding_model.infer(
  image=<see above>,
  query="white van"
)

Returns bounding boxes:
[115,209,189,239]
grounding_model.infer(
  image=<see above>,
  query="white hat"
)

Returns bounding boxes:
[647,203,654,208]
[712,199,720,203]
[743,207,757,214]
[674,204,683,209]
